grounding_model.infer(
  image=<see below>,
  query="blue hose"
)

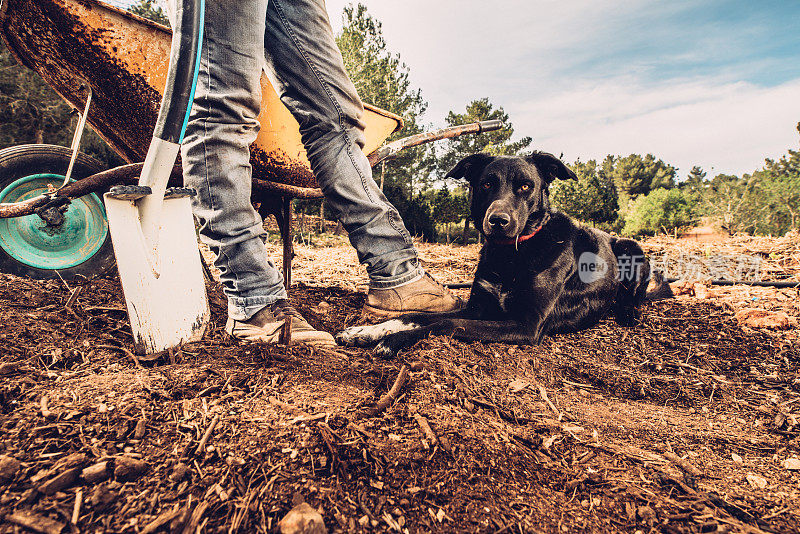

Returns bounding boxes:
[152,0,205,144]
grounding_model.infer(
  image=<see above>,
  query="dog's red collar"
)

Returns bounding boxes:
[489,225,543,246]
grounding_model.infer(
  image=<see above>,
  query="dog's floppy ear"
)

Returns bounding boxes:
[445,153,495,184]
[525,151,577,183]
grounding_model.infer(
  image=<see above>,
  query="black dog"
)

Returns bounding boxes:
[337,152,670,357]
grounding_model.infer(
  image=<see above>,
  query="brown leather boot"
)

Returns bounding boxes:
[362,273,464,320]
[226,300,336,346]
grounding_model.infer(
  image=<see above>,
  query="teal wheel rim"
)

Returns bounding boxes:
[0,174,108,270]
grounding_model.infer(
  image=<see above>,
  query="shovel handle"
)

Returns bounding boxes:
[153,0,205,146]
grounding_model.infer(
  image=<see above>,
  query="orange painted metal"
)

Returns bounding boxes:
[0,0,403,189]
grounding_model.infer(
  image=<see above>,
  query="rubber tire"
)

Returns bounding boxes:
[0,144,116,280]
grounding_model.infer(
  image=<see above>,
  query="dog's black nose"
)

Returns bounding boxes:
[488,213,511,228]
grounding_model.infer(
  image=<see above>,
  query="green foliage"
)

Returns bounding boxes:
[680,165,707,194]
[550,159,618,228]
[622,188,698,237]
[752,126,800,233]
[694,125,800,236]
[335,3,437,236]
[436,98,532,179]
[431,186,469,242]
[1,41,73,148]
[336,3,434,196]
[129,0,170,26]
[0,40,121,168]
[383,183,435,241]
[603,153,676,198]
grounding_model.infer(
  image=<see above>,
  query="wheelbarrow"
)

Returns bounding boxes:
[0,0,501,286]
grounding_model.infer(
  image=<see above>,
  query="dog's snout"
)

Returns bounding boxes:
[488,212,511,228]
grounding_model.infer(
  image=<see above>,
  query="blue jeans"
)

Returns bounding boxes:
[169,0,423,320]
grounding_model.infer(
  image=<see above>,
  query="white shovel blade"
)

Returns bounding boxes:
[104,194,210,355]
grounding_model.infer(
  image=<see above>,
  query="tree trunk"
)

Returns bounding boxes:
[334,221,344,235]
[319,202,325,233]
[35,129,44,144]
[462,218,470,244]
[445,223,450,244]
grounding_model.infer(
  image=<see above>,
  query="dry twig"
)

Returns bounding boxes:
[358,364,410,419]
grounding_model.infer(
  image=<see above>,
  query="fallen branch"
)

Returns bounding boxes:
[96,344,142,369]
[5,512,64,534]
[142,508,184,534]
[185,415,220,459]
[538,385,563,420]
[64,285,83,312]
[414,413,452,455]
[0,361,20,376]
[181,500,209,534]
[72,489,83,525]
[40,395,54,419]
[663,451,703,478]
[357,365,410,419]
[414,413,439,446]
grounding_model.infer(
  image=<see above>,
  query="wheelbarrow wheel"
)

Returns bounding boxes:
[0,144,115,280]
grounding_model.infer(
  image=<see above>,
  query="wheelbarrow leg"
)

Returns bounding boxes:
[281,197,293,289]
[256,196,294,345]
[279,198,293,344]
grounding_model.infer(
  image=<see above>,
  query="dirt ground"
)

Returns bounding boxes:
[1,234,799,533]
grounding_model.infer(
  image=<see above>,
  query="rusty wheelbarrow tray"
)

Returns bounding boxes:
[0,0,501,283]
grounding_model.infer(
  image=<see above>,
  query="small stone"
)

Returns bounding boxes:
[746,473,767,489]
[637,505,656,523]
[508,379,529,393]
[170,462,190,482]
[0,455,21,483]
[277,502,327,534]
[692,283,709,300]
[731,453,744,465]
[133,418,147,440]
[114,456,148,482]
[784,458,800,470]
[90,484,116,510]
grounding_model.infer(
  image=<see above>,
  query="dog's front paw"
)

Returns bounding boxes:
[336,319,419,347]
[335,325,376,347]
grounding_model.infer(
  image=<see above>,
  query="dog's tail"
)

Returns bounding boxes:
[646,271,674,301]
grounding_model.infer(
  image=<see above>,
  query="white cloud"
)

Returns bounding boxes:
[516,77,800,177]
[117,0,799,177]
[324,0,799,177]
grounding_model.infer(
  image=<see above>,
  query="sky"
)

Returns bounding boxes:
[118,0,800,178]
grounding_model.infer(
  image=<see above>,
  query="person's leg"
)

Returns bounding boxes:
[263,0,462,316]
[169,0,333,344]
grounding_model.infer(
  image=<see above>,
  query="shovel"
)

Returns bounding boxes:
[103,0,209,355]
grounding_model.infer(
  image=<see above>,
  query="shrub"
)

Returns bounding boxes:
[622,188,698,237]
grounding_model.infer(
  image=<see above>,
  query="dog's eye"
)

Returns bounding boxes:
[482,181,492,190]
[518,183,531,192]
